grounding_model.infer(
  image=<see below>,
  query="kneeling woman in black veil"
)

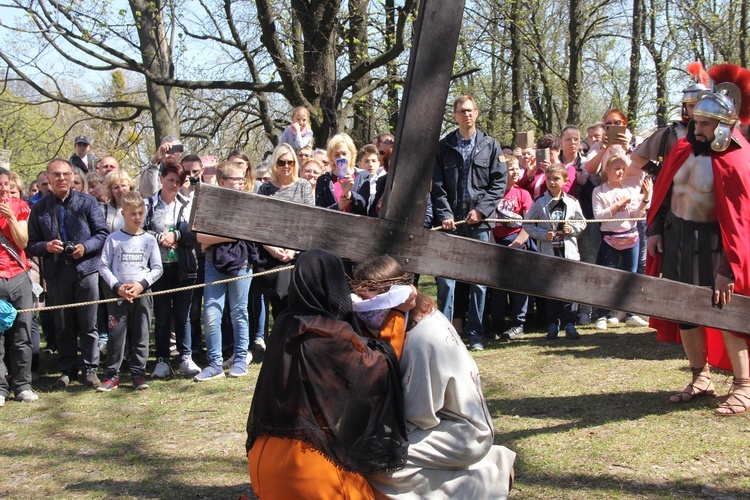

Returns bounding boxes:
[246,249,408,499]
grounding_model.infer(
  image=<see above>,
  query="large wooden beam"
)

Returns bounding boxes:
[191,185,750,335]
[378,0,466,227]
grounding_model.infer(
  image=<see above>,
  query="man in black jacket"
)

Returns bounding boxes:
[432,95,507,351]
[28,159,109,388]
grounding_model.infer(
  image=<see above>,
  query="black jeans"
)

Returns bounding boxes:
[46,267,100,375]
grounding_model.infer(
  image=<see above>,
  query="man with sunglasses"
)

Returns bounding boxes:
[432,94,507,351]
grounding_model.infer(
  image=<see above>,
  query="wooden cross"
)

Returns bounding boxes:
[190,0,750,335]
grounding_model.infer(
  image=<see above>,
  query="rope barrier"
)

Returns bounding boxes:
[431,217,646,231]
[16,265,296,315]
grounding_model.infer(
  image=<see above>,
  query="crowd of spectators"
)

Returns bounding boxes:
[0,100,664,404]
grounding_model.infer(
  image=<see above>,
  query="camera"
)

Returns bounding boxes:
[167,144,184,155]
[63,241,76,255]
[189,176,200,185]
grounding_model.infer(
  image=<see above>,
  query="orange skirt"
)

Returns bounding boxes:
[248,435,375,500]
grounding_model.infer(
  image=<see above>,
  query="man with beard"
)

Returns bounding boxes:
[646,64,750,416]
[631,62,711,176]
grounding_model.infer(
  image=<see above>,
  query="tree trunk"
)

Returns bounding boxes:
[385,0,399,132]
[510,0,525,141]
[627,0,643,130]
[567,0,583,126]
[348,0,373,147]
[129,0,180,148]
[741,0,748,67]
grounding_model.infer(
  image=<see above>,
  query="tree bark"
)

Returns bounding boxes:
[567,0,583,126]
[510,0,525,140]
[129,0,180,148]
[627,0,643,129]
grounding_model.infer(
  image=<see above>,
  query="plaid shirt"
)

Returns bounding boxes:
[456,130,476,217]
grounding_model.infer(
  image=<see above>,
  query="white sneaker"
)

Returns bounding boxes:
[595,317,608,330]
[607,317,619,325]
[15,390,39,402]
[626,316,649,327]
[179,357,201,376]
[0,395,5,407]
[152,358,173,378]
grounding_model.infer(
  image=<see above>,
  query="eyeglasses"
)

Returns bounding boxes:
[456,108,476,115]
[48,172,72,179]
[225,177,246,184]
[276,159,294,167]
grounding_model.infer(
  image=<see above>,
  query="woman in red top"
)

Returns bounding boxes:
[0,167,37,406]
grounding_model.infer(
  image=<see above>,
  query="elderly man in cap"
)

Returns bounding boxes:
[70,136,96,174]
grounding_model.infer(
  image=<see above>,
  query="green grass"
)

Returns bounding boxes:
[2,278,749,498]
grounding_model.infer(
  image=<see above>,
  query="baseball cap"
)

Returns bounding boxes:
[74,136,91,145]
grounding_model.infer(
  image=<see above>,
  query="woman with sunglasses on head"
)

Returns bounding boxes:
[583,109,636,178]
[254,144,314,322]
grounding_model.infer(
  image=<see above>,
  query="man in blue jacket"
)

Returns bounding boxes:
[432,95,507,351]
[28,159,109,388]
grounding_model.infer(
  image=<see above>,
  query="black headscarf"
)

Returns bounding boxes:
[246,249,408,474]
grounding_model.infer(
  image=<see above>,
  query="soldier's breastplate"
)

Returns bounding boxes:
[670,154,716,222]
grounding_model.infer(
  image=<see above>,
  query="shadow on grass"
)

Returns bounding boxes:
[484,330,686,362]
[64,479,256,499]
[511,468,750,498]
[487,390,719,441]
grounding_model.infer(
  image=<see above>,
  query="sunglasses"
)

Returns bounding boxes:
[276,159,294,167]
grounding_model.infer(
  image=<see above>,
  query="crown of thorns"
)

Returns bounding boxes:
[349,273,414,294]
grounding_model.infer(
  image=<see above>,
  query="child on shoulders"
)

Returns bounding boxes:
[279,106,314,151]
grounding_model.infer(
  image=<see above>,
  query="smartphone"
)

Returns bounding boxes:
[606,125,627,144]
[516,131,534,150]
[335,157,349,178]
[535,148,550,164]
[167,144,184,154]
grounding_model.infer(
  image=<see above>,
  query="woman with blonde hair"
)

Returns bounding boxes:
[102,170,136,232]
[315,133,365,211]
[254,143,314,321]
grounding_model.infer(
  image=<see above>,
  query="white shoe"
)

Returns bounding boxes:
[152,358,173,378]
[607,317,619,325]
[15,390,39,402]
[0,395,5,407]
[595,317,608,330]
[179,357,201,376]
[626,316,649,327]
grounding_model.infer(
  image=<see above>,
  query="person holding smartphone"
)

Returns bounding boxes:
[138,136,185,198]
[314,133,367,213]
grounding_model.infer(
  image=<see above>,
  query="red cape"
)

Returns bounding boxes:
[646,129,750,371]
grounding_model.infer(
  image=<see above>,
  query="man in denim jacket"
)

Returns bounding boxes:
[432,95,507,351]
[28,159,109,388]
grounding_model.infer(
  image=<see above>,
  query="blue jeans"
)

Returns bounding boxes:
[436,226,490,345]
[203,259,251,366]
